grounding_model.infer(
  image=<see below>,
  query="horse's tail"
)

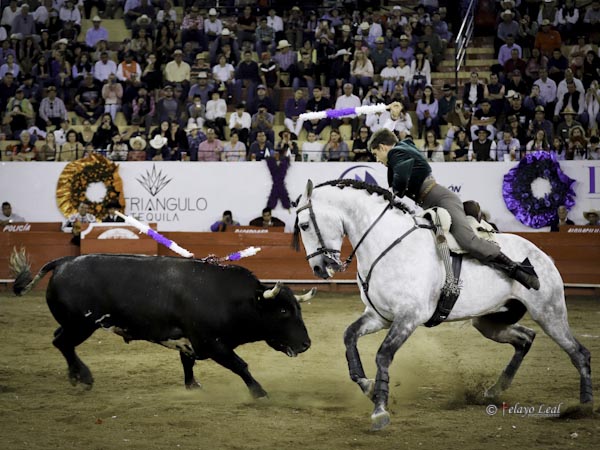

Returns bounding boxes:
[9,248,74,296]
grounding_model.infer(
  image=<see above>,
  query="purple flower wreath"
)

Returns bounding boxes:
[503,151,576,228]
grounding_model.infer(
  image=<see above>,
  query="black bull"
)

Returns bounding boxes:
[11,253,313,398]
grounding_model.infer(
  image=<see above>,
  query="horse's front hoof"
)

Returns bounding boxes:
[370,409,390,431]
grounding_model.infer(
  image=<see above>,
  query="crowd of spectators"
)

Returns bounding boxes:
[1,0,599,163]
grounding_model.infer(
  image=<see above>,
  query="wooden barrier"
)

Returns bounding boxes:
[1,229,599,290]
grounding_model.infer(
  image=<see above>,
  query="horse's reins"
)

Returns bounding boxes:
[298,195,433,322]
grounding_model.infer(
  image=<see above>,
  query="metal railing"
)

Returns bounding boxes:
[454,0,478,89]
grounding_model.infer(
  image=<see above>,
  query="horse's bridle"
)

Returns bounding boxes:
[296,198,343,263]
[296,196,394,268]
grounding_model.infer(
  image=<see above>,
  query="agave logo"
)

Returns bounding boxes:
[339,165,380,186]
[136,164,172,196]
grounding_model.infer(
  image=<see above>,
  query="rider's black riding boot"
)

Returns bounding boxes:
[493,252,540,290]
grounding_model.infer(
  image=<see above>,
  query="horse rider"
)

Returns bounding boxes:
[368,127,540,290]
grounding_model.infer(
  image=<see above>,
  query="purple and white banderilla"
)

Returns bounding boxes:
[299,103,388,121]
[114,211,261,261]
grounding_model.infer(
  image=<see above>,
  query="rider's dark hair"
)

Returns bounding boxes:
[368,129,398,152]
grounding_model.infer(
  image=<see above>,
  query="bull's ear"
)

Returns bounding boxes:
[305,179,314,200]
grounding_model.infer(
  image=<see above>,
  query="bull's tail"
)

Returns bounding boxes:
[9,247,74,296]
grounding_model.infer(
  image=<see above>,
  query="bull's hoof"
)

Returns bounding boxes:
[250,386,268,399]
[185,381,202,390]
[357,378,375,401]
[483,385,501,399]
[370,410,390,431]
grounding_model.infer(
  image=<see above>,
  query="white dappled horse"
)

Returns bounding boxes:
[294,179,592,430]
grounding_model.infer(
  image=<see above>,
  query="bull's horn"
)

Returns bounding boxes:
[295,287,317,303]
[263,281,282,299]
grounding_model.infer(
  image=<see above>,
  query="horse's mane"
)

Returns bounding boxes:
[291,179,414,251]
[315,179,414,214]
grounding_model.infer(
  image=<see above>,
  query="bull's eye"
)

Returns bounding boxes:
[299,223,309,231]
[280,308,287,314]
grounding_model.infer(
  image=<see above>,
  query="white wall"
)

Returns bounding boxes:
[1,160,599,232]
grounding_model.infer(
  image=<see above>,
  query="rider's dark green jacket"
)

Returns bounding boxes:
[386,139,432,200]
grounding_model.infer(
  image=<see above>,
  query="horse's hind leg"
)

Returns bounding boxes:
[343,313,387,399]
[53,325,95,388]
[472,316,536,398]
[528,303,593,406]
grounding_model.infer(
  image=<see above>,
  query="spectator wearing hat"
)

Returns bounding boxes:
[538,0,559,26]
[204,8,223,43]
[102,201,125,223]
[284,6,303,51]
[534,18,562,57]
[276,129,300,161]
[127,135,147,161]
[371,37,392,76]
[555,106,582,142]
[505,91,533,125]
[86,16,108,49]
[184,121,206,161]
[469,98,496,141]
[335,23,354,51]
[147,134,169,161]
[496,9,519,55]
[125,0,155,31]
[188,71,212,106]
[443,125,471,161]
[329,49,351,99]
[272,40,296,86]
[527,105,554,142]
[210,28,240,66]
[197,128,223,162]
[37,85,67,130]
[164,49,191,92]
[181,5,205,49]
[468,127,497,161]
[437,83,457,125]
[250,103,275,144]
[234,50,260,107]
[247,84,275,116]
[156,84,185,124]
[10,4,36,39]
[392,34,415,66]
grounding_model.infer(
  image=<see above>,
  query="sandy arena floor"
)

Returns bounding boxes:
[0,291,599,450]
